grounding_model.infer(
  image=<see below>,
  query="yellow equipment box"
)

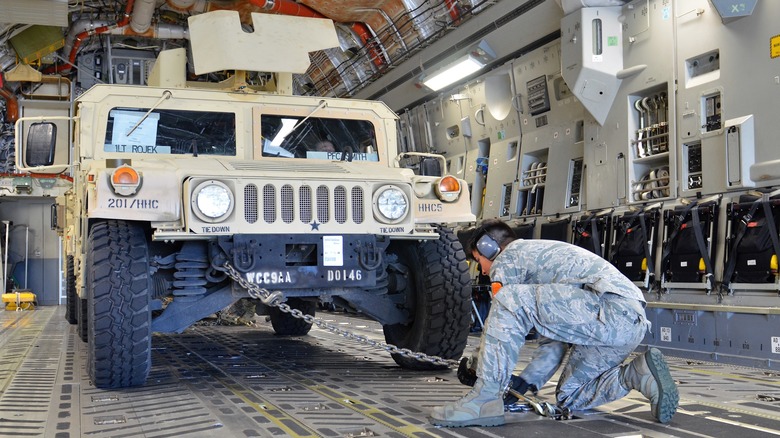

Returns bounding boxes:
[2,291,36,311]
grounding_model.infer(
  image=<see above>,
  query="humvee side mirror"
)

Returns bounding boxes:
[26,122,57,167]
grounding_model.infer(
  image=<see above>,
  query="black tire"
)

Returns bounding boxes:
[382,225,472,370]
[77,297,88,342]
[65,256,77,324]
[269,298,316,336]
[86,220,152,389]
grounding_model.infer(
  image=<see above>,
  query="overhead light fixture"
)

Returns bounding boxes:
[423,55,485,91]
[422,40,495,91]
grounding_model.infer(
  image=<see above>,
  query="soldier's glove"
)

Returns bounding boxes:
[456,357,538,406]
[503,375,538,405]
[457,357,478,387]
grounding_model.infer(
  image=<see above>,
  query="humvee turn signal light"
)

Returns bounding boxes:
[435,175,461,202]
[110,165,141,196]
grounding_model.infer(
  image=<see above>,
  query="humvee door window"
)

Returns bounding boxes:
[260,114,379,161]
[104,108,236,155]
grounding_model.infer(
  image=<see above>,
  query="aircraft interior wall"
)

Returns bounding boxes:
[399,0,780,369]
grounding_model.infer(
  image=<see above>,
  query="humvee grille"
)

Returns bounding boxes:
[317,185,329,223]
[281,184,294,223]
[245,184,258,223]
[263,184,275,222]
[352,186,364,223]
[335,186,347,223]
[300,186,312,222]
[243,183,365,225]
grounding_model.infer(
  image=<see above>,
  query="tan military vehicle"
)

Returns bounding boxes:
[16,12,475,389]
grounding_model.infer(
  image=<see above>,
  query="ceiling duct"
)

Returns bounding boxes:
[401,0,447,40]
[130,0,157,34]
[318,24,375,96]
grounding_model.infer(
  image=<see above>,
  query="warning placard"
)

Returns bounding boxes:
[771,34,780,59]
[661,327,672,343]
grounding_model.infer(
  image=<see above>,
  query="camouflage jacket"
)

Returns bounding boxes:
[489,239,646,305]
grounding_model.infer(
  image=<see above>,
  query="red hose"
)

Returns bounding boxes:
[444,0,461,23]
[47,0,135,73]
[0,85,19,123]
[350,22,384,67]
[251,0,324,18]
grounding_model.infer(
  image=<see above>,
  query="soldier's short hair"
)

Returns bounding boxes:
[466,218,516,258]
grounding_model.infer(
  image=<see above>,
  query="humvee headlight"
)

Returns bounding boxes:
[192,181,233,222]
[434,176,461,202]
[110,165,142,196]
[374,185,408,223]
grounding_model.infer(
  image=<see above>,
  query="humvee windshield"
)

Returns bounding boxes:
[103,108,236,156]
[260,115,379,161]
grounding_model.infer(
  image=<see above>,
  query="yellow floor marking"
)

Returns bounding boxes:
[307,383,440,437]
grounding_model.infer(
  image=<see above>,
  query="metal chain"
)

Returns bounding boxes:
[222,261,459,368]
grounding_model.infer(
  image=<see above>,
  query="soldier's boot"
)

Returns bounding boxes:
[429,379,505,427]
[620,348,679,423]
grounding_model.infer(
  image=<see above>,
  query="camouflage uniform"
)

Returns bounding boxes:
[477,239,650,410]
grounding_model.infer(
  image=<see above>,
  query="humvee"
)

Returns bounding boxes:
[16,11,475,388]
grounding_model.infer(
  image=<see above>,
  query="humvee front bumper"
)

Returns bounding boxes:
[211,234,386,289]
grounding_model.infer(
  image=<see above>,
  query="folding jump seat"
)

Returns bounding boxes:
[660,198,719,292]
[721,191,780,294]
[510,221,535,240]
[540,218,570,242]
[609,208,660,289]
[571,212,611,258]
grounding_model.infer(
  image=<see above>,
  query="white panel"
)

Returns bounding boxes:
[0,0,67,26]
[561,6,623,125]
[484,72,513,120]
[724,114,755,189]
[188,11,339,75]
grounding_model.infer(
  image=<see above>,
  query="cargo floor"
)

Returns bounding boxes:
[1,306,779,437]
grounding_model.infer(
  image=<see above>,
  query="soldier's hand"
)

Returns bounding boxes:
[456,357,477,387]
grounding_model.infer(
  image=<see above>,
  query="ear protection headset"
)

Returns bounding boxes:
[475,231,501,261]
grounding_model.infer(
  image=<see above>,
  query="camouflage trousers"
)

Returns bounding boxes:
[476,283,649,410]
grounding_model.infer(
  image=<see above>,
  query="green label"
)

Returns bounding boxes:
[608,36,618,46]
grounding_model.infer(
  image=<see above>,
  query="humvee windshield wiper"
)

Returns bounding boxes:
[126,90,173,137]
[287,99,327,138]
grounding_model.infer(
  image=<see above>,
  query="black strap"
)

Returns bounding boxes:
[721,198,763,290]
[609,219,636,261]
[609,211,656,289]
[590,216,602,257]
[660,201,698,273]
[575,215,602,257]
[691,205,715,291]
[574,215,590,245]
[638,212,655,287]
[762,201,780,273]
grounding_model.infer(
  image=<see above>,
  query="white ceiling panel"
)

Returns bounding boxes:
[0,0,68,27]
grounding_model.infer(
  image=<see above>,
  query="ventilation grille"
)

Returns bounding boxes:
[245,183,365,225]
[244,184,258,223]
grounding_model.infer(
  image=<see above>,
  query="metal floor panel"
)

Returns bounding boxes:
[1,307,780,437]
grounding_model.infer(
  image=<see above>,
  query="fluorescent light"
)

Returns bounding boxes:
[423,55,486,91]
